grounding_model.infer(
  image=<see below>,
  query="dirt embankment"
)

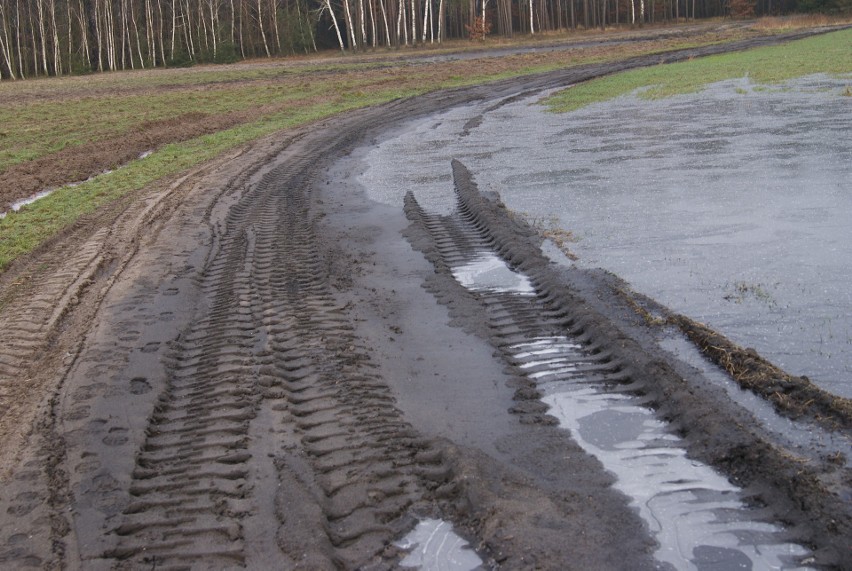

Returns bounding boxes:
[0,27,849,570]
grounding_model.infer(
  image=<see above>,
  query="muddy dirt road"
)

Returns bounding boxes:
[0,30,850,570]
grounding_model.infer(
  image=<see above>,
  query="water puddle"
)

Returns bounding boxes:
[451,253,534,295]
[395,518,482,570]
[0,150,154,220]
[0,189,59,219]
[360,74,852,397]
[502,335,813,570]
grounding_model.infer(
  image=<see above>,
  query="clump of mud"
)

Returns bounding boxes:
[673,314,852,431]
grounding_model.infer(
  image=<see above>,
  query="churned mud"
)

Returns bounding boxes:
[0,28,849,570]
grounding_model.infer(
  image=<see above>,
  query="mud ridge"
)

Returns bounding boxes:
[403,159,852,569]
[671,314,852,430]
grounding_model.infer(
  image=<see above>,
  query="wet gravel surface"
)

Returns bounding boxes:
[360,73,852,398]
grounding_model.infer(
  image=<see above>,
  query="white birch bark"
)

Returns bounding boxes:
[409,0,414,45]
[132,0,145,67]
[321,0,345,52]
[343,0,357,49]
[421,0,428,43]
[49,0,60,74]
[437,0,443,42]
[0,2,16,79]
[15,0,23,76]
[256,0,270,56]
[34,0,49,74]
[359,0,366,47]
[378,0,389,47]
[210,0,218,57]
[368,0,377,47]
[119,0,127,68]
[156,0,165,64]
[170,0,177,59]
[271,0,281,52]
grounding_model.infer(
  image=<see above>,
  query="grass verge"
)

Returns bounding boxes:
[0,93,412,270]
[546,28,852,113]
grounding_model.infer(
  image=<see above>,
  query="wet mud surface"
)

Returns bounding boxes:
[0,28,850,570]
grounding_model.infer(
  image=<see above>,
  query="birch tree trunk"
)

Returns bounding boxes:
[437,0,443,42]
[271,0,281,53]
[368,0,377,47]
[343,0,357,49]
[35,0,49,74]
[256,0,270,56]
[397,0,406,45]
[359,0,367,47]
[49,0,60,74]
[132,0,145,67]
[322,0,345,51]
[119,0,127,69]
[170,0,176,58]
[210,0,218,57]
[378,0,389,47]
[16,0,25,76]
[421,0,428,43]
[0,1,16,79]
[156,0,165,64]
[409,0,415,45]
[529,0,534,33]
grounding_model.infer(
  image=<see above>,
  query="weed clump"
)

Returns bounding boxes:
[671,314,852,431]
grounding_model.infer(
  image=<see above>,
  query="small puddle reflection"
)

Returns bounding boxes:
[506,337,813,571]
[451,253,534,295]
[0,149,154,220]
[396,518,483,570]
[0,189,58,219]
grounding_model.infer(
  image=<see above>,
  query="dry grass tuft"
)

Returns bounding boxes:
[752,14,851,30]
[670,314,852,431]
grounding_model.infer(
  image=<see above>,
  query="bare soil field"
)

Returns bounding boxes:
[0,25,849,570]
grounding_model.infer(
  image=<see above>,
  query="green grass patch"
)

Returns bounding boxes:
[546,29,852,113]
[0,89,421,271]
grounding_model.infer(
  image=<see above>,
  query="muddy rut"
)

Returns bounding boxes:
[1,27,850,570]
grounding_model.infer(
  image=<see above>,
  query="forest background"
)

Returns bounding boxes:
[1,0,849,80]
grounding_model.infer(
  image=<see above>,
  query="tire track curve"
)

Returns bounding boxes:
[103,152,451,569]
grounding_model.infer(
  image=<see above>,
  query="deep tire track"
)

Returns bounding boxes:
[104,155,449,569]
[403,159,852,569]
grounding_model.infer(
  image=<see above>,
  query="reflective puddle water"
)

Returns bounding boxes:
[451,252,535,295]
[0,189,58,219]
[441,238,813,569]
[507,336,813,571]
[396,518,483,570]
[0,150,154,220]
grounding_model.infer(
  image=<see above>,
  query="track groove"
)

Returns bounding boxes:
[94,140,454,569]
[404,159,851,568]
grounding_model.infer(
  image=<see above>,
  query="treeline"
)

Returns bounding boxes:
[0,0,846,79]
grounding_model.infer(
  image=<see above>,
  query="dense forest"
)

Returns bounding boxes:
[0,0,847,78]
